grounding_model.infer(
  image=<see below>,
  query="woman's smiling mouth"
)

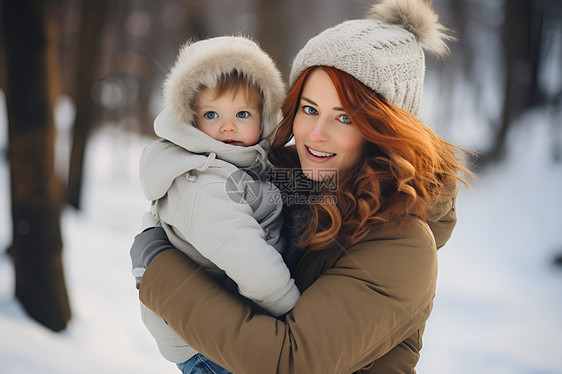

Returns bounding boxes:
[305,146,336,161]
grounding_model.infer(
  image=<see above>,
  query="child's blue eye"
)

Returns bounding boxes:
[303,106,318,115]
[338,114,351,124]
[236,111,250,119]
[204,111,218,119]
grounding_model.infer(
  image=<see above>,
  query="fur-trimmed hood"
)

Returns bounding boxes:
[160,36,285,142]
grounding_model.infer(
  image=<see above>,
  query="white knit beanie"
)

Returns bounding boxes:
[289,0,453,116]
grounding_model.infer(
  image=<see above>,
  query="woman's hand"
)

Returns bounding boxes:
[130,226,172,289]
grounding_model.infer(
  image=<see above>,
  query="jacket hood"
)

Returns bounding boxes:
[423,183,458,249]
[364,183,458,250]
[140,122,268,201]
[161,36,286,142]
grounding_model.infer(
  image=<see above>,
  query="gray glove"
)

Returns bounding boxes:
[130,226,172,289]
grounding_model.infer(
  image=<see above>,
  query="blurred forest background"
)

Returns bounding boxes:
[0,0,561,335]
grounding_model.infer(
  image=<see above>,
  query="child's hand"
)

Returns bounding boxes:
[130,227,172,289]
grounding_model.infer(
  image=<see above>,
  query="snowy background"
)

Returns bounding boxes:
[1,93,562,372]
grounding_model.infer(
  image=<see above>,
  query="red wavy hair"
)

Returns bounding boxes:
[269,66,469,250]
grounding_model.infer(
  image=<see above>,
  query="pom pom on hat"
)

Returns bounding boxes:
[367,0,454,57]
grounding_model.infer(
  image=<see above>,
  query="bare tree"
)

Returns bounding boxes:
[67,1,109,209]
[479,0,535,163]
[471,0,555,166]
[1,0,71,331]
[256,0,289,76]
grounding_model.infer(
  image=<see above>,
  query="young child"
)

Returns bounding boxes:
[134,36,300,373]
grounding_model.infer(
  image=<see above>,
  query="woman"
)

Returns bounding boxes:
[132,0,469,372]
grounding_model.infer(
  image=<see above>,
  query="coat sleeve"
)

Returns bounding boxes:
[139,219,438,374]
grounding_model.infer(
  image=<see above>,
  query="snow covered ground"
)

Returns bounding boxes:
[418,114,562,374]
[1,102,561,373]
[0,124,178,374]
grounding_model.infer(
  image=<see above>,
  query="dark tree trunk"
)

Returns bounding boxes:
[1,0,71,331]
[67,1,107,209]
[256,0,289,76]
[480,0,543,165]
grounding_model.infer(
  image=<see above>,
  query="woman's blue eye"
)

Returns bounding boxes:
[236,111,250,119]
[338,114,351,124]
[204,111,218,119]
[303,106,318,115]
